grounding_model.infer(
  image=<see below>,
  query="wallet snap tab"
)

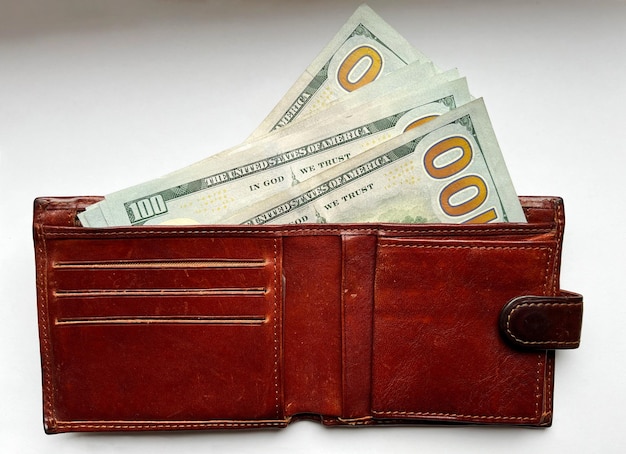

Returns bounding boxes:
[499,292,583,350]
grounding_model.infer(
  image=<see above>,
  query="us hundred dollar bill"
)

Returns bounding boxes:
[222,61,441,157]
[247,4,436,140]
[78,66,448,227]
[82,74,471,227]
[79,61,441,227]
[223,99,526,225]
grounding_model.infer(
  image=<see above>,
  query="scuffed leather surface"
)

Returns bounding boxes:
[372,238,555,425]
[33,196,580,432]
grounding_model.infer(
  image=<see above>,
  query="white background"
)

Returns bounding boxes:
[1,0,624,452]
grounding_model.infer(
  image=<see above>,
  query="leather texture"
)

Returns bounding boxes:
[33,195,583,432]
[500,291,583,350]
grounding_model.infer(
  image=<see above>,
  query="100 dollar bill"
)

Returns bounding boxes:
[80,62,440,227]
[84,74,471,226]
[223,99,526,225]
[248,4,435,140]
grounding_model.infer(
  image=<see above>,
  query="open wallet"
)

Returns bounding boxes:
[33,195,583,433]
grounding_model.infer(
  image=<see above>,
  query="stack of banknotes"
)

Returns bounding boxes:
[79,5,526,227]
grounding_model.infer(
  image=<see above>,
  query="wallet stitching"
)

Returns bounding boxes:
[537,247,551,424]
[370,411,535,422]
[553,199,564,294]
[52,420,288,430]
[38,215,55,426]
[545,353,554,422]
[42,226,552,237]
[373,243,551,423]
[272,238,280,419]
[505,302,582,346]
[380,244,550,250]
[535,354,543,420]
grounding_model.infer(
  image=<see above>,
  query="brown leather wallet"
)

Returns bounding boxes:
[33,195,583,433]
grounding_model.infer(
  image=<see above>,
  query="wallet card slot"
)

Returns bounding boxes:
[50,322,282,422]
[54,293,271,320]
[53,258,267,269]
[54,287,266,298]
[53,290,269,325]
[55,314,267,326]
[52,266,270,292]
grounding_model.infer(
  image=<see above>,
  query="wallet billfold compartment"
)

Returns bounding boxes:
[33,195,583,433]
